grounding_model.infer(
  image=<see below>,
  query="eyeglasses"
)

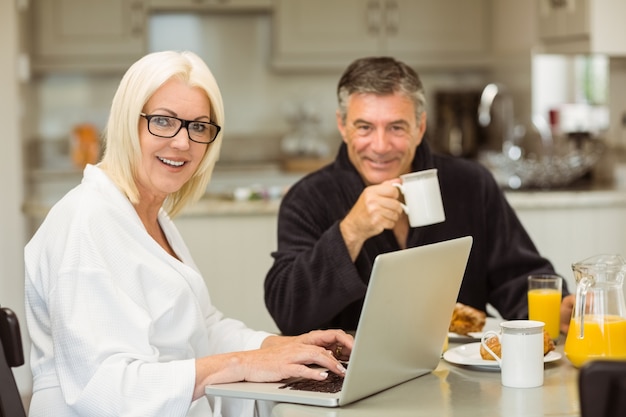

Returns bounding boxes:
[140,113,221,144]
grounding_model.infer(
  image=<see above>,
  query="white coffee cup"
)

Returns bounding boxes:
[392,169,445,227]
[480,320,545,388]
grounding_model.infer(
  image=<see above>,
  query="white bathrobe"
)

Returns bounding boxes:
[25,165,273,417]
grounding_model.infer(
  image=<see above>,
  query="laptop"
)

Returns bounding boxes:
[206,236,473,407]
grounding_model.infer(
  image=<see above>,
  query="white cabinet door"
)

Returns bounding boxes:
[272,0,380,70]
[537,0,588,40]
[385,0,490,67]
[175,213,280,333]
[272,0,491,71]
[32,0,147,72]
[536,0,626,55]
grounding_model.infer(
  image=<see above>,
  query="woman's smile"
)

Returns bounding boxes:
[157,156,186,168]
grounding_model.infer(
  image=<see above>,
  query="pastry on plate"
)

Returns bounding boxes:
[542,329,556,355]
[479,330,556,361]
[449,303,487,335]
[479,335,502,360]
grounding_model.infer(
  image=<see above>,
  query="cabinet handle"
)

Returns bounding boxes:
[367,0,382,35]
[385,0,399,35]
[549,0,568,8]
[192,0,231,4]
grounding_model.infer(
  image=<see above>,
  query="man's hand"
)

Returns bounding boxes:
[560,294,575,335]
[339,180,403,260]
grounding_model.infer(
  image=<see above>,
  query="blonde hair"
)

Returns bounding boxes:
[100,50,224,217]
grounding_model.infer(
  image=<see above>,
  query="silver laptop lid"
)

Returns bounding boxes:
[338,236,472,405]
[206,236,473,408]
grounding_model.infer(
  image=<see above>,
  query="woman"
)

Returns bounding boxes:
[24,51,352,417]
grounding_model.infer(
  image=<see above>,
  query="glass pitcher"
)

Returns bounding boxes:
[564,254,626,368]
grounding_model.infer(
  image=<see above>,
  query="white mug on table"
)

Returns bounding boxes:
[481,320,545,388]
[393,169,445,227]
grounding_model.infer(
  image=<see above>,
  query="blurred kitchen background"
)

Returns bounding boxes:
[3,0,626,403]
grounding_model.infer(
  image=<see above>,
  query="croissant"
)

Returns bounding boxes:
[480,335,502,360]
[449,303,486,335]
[479,330,556,361]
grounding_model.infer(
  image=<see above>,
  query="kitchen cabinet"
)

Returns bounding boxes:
[175,212,280,333]
[31,0,147,73]
[507,191,626,296]
[172,189,626,335]
[148,0,272,12]
[272,0,492,71]
[536,0,626,55]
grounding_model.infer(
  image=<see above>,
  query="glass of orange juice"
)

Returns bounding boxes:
[528,275,562,341]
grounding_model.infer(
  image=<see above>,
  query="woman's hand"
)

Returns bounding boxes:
[194,329,353,400]
[268,329,354,360]
[243,332,351,382]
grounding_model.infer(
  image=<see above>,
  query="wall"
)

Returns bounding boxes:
[0,0,31,398]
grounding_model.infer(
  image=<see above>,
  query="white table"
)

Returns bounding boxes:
[271,344,580,417]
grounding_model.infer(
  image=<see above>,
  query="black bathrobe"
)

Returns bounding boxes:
[264,141,562,335]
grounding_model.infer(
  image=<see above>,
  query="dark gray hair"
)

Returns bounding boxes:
[337,56,426,123]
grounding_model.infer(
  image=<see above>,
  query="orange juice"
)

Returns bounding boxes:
[564,315,626,368]
[528,288,561,340]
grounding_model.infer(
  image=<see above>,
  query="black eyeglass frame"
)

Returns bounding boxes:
[140,113,221,144]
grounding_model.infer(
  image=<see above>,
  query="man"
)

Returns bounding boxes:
[264,56,574,336]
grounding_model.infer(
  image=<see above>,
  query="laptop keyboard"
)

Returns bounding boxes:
[279,372,344,393]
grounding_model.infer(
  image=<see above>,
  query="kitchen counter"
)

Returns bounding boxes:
[22,168,626,333]
[188,162,626,216]
[183,174,626,216]
[22,167,626,220]
[174,185,626,217]
[505,184,626,209]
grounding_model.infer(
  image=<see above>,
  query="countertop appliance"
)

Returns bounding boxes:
[431,89,484,158]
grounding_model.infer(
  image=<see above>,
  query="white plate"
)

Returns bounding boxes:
[448,317,501,343]
[443,342,562,371]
